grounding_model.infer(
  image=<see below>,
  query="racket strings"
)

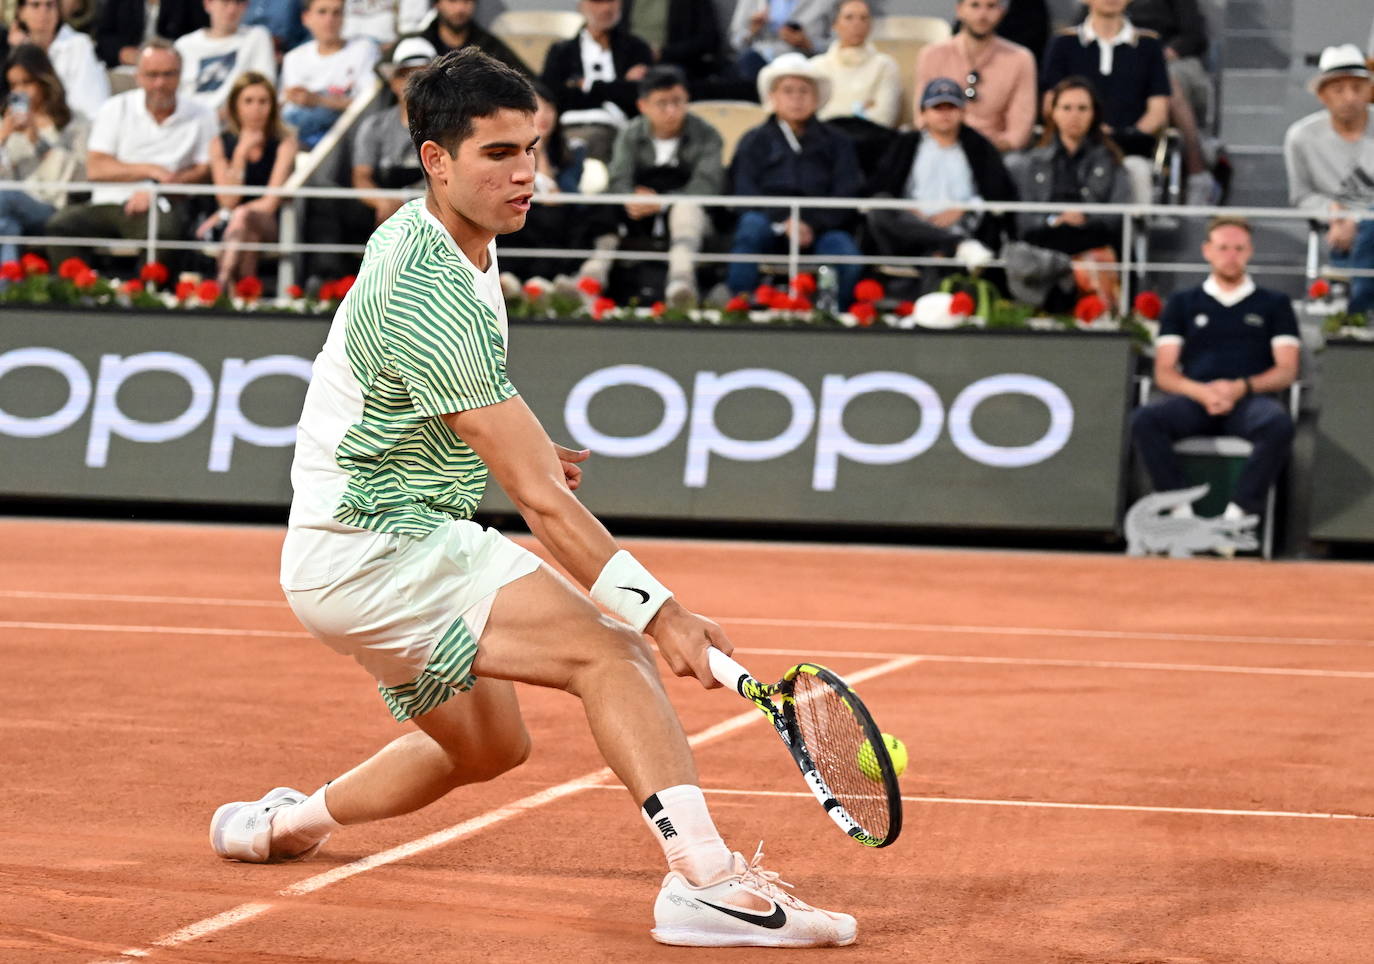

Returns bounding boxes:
[789,675,892,838]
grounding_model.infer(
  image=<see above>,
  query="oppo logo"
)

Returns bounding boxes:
[0,347,311,470]
[565,365,1074,489]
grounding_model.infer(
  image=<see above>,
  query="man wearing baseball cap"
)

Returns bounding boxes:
[864,77,1015,285]
[1283,44,1374,312]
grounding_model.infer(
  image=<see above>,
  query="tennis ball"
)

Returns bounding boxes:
[857,733,908,781]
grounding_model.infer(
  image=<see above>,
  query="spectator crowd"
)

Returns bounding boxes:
[0,0,1369,318]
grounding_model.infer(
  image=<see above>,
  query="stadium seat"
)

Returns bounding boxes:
[871,15,953,44]
[687,100,768,166]
[490,10,583,39]
[500,33,565,77]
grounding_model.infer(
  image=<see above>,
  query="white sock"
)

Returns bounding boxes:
[1222,502,1247,521]
[640,785,733,885]
[271,784,342,858]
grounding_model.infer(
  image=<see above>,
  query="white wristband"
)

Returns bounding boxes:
[590,549,673,633]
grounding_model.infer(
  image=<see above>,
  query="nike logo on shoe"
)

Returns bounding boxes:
[618,585,650,604]
[697,899,787,929]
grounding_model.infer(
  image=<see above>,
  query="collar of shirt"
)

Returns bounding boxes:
[1078,18,1136,75]
[1203,274,1256,307]
[776,118,804,153]
[578,28,616,92]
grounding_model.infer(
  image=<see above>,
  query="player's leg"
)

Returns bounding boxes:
[471,565,856,947]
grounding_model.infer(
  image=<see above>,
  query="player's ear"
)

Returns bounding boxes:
[419,139,450,183]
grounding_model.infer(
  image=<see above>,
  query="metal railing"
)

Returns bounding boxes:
[2,177,1372,317]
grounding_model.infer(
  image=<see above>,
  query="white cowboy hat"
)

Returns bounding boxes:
[756,52,832,110]
[1308,44,1372,94]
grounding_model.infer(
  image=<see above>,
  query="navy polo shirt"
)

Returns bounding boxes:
[1157,281,1301,381]
[1041,23,1171,132]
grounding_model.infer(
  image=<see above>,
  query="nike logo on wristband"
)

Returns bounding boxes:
[618,585,650,604]
[698,899,787,929]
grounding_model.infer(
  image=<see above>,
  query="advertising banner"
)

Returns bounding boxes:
[1309,342,1374,543]
[0,311,1134,531]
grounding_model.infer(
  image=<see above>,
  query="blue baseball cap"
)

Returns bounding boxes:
[921,77,965,110]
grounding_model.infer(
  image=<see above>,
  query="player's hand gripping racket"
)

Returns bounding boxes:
[708,647,902,848]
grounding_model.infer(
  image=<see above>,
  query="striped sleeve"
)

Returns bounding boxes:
[384,251,517,419]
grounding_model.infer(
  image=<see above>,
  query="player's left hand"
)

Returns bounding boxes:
[554,443,589,490]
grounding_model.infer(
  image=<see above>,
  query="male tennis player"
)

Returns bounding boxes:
[209,48,855,948]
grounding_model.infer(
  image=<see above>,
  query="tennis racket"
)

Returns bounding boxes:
[708,647,903,848]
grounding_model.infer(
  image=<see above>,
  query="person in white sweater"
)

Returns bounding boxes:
[6,0,109,121]
[174,0,275,113]
[808,0,898,128]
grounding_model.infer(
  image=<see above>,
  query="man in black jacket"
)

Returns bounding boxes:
[414,0,532,76]
[865,78,1015,265]
[540,0,652,160]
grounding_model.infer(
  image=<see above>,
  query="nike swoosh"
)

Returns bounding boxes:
[617,585,650,604]
[697,899,787,929]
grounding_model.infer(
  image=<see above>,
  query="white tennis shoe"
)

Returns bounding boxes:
[651,844,857,947]
[210,786,326,863]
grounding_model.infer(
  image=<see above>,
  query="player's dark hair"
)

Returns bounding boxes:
[405,47,536,170]
[638,64,687,99]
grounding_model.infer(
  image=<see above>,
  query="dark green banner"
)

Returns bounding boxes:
[1309,342,1374,542]
[0,311,1134,531]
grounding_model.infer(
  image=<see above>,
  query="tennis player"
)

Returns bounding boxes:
[209,48,855,948]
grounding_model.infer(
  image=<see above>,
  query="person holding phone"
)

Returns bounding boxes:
[727,0,836,84]
[0,43,88,268]
[6,0,109,120]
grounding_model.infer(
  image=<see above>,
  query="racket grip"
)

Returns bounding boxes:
[708,646,754,690]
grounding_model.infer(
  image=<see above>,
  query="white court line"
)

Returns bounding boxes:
[583,785,1374,822]
[4,588,1371,648]
[90,655,919,962]
[0,621,309,639]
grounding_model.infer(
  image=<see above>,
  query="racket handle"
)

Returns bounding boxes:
[708,646,755,690]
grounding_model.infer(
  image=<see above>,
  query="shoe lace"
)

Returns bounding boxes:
[739,842,805,908]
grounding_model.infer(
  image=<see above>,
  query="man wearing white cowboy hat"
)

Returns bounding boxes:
[725,51,863,307]
[1283,43,1374,313]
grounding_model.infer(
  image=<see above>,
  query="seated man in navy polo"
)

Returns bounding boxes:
[1131,217,1301,525]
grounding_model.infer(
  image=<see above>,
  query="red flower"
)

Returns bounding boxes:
[768,289,794,311]
[1074,295,1107,323]
[650,300,666,317]
[20,252,48,276]
[851,302,877,326]
[522,281,545,299]
[139,262,169,286]
[1308,279,1330,299]
[790,272,816,296]
[853,278,884,303]
[0,260,22,282]
[1133,291,1162,320]
[577,276,602,296]
[58,257,87,280]
[591,296,616,320]
[174,279,195,300]
[335,275,356,298]
[753,284,778,307]
[73,268,98,289]
[197,279,221,303]
[723,295,750,313]
[790,295,813,312]
[121,279,144,295]
[318,281,338,301]
[949,292,976,316]
[286,284,304,299]
[895,300,915,316]
[235,276,263,300]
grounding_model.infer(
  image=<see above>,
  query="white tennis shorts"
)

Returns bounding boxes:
[282,520,540,722]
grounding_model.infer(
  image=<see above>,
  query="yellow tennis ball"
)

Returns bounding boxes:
[857,733,908,781]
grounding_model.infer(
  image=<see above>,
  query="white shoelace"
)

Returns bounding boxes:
[738,843,809,910]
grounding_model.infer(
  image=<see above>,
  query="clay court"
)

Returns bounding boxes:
[2,517,1371,962]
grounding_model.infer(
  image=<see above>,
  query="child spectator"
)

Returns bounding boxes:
[279,0,378,148]
[174,0,276,113]
[195,71,297,288]
[0,43,87,266]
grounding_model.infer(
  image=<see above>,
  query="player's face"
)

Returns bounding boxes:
[435,108,538,236]
[303,0,344,43]
[1202,225,1253,282]
[205,0,248,33]
[956,0,1005,40]
[833,1,871,48]
[637,84,687,139]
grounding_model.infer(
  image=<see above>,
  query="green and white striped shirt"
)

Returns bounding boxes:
[281,199,516,589]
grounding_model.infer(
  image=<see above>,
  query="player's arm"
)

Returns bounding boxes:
[442,396,732,686]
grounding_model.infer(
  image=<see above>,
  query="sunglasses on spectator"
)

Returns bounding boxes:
[964,71,979,102]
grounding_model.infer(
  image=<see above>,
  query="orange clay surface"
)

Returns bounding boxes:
[2,517,1372,963]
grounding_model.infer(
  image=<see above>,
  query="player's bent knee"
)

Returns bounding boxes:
[565,618,656,694]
